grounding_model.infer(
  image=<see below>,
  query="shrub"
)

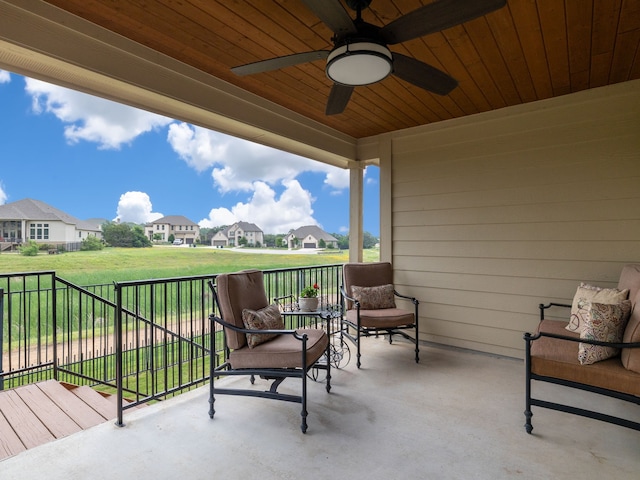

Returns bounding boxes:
[19,241,40,256]
[81,236,104,251]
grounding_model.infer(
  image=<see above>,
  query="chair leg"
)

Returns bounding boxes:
[209,373,216,419]
[301,371,308,434]
[356,328,362,369]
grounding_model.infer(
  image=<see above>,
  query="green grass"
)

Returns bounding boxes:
[1,246,380,284]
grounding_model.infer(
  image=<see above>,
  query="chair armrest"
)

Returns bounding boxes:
[340,285,360,308]
[523,329,640,349]
[209,313,298,337]
[539,302,571,320]
[394,290,419,305]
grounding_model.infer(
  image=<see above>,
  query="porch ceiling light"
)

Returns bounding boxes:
[326,42,393,86]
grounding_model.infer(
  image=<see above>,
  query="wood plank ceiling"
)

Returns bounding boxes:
[42,0,640,139]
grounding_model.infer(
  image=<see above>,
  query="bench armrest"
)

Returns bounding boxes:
[539,302,571,320]
[524,330,640,349]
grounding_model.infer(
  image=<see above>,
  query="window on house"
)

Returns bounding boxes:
[29,223,49,240]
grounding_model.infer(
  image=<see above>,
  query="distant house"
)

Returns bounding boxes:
[211,222,264,247]
[0,198,102,248]
[286,225,338,249]
[146,215,200,245]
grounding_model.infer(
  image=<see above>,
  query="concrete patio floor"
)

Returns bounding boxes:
[1,338,638,479]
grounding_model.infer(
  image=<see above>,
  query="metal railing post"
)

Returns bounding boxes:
[115,282,125,427]
[52,273,58,381]
[0,288,4,391]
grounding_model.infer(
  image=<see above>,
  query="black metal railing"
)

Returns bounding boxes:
[1,264,343,425]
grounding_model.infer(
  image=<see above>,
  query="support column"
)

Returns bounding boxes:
[349,166,363,263]
[379,135,392,263]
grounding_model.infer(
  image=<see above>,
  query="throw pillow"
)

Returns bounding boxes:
[566,283,629,333]
[241,304,284,348]
[351,284,396,310]
[578,300,632,365]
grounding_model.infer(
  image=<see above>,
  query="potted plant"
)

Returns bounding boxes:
[299,283,319,311]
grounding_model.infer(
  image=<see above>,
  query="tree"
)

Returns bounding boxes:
[318,238,326,248]
[363,231,378,249]
[102,222,152,248]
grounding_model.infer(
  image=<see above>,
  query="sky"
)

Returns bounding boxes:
[0,70,380,237]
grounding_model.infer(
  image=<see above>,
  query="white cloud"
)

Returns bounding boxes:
[167,122,348,193]
[114,191,163,224]
[0,183,7,204]
[199,180,316,233]
[0,70,10,83]
[25,78,172,149]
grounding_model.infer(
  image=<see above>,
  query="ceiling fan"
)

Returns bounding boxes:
[231,0,507,115]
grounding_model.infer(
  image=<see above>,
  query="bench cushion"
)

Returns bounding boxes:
[621,289,640,373]
[530,319,640,397]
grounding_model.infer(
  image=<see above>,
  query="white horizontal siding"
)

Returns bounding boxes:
[384,80,640,358]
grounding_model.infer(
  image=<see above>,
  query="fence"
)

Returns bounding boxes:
[1,264,343,425]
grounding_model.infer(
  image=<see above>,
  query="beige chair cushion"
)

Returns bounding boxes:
[343,262,393,309]
[215,270,270,350]
[242,304,285,348]
[351,284,396,310]
[228,328,328,369]
[345,308,414,328]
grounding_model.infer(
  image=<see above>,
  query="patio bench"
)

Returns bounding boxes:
[524,264,640,433]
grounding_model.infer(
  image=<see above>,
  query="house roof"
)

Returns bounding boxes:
[0,198,102,233]
[149,215,198,226]
[289,225,338,242]
[2,0,637,145]
[0,198,80,224]
[231,221,263,233]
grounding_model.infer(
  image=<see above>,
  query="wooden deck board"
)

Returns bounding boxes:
[36,380,106,429]
[0,381,143,461]
[0,408,26,459]
[0,389,55,449]
[14,383,82,438]
[69,385,118,420]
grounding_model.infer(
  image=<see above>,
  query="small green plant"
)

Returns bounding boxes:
[81,236,104,251]
[19,240,40,256]
[300,283,319,298]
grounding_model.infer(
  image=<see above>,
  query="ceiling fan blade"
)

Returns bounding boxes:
[325,84,354,115]
[301,0,357,37]
[380,0,507,45]
[392,53,458,96]
[232,50,329,76]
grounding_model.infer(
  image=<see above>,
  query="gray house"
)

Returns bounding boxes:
[211,221,264,247]
[146,215,200,245]
[286,225,338,249]
[0,198,102,250]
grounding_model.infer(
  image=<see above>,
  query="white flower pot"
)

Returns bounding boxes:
[298,297,318,312]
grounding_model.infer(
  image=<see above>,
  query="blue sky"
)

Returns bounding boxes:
[0,70,380,236]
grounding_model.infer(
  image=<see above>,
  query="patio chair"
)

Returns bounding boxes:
[208,270,331,433]
[340,262,419,368]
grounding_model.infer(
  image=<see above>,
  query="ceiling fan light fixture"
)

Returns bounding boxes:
[326,42,392,86]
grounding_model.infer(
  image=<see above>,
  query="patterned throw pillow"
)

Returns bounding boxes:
[241,304,284,348]
[578,301,632,365]
[566,283,629,333]
[351,284,396,310]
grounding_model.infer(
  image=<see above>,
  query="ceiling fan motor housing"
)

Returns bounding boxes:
[326,40,393,86]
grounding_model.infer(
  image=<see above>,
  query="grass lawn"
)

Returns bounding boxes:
[1,246,380,285]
